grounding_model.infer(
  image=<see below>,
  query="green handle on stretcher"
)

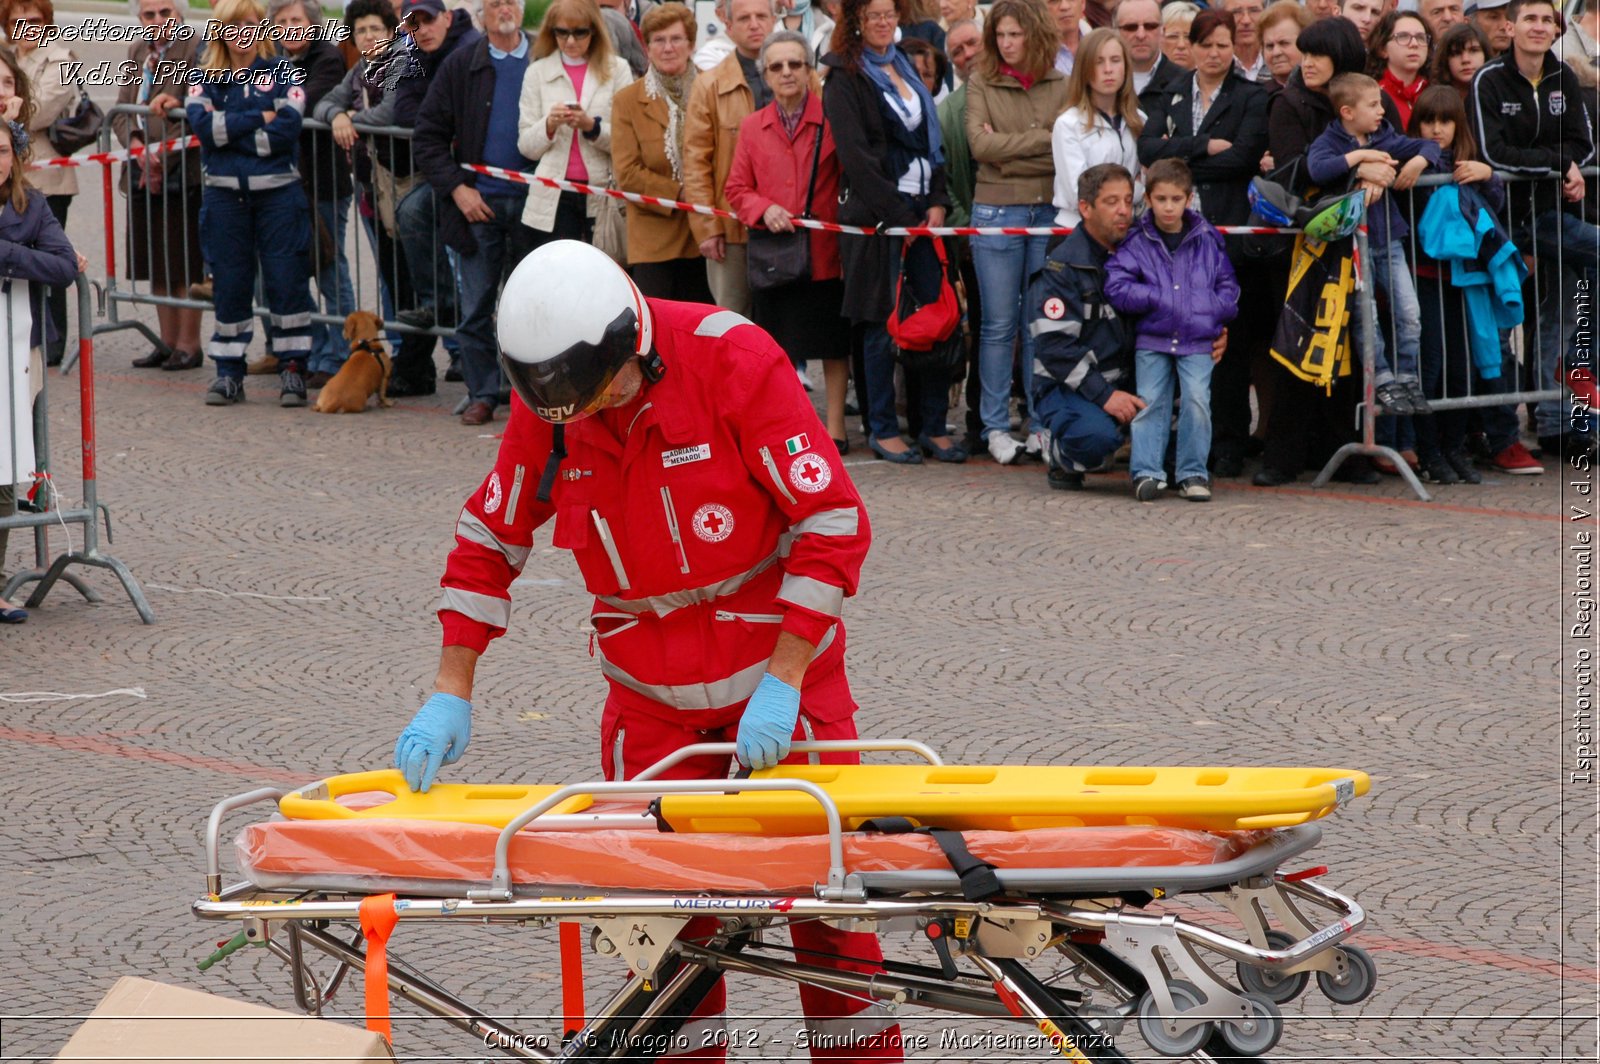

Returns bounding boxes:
[197,930,251,971]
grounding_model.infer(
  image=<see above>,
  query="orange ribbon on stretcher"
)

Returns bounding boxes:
[359,893,400,1044]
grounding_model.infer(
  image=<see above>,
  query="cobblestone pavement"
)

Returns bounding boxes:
[1,33,1596,1059]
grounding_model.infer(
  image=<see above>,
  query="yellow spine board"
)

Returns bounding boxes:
[655,765,1371,835]
[279,769,594,827]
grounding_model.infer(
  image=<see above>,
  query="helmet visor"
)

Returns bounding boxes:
[501,308,640,423]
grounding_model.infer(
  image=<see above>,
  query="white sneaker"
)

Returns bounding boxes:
[796,367,814,392]
[1024,429,1045,459]
[987,432,1023,465]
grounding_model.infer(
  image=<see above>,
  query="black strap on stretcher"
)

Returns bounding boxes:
[859,817,1003,902]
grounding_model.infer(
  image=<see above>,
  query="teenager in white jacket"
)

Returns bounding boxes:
[1051,28,1144,226]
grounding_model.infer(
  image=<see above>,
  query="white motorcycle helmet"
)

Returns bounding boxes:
[496,240,655,423]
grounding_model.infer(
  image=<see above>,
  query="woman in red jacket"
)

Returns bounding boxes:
[725,30,850,450]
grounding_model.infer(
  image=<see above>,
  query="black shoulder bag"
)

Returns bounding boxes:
[746,119,823,292]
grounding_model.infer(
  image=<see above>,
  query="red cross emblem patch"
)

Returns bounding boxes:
[692,503,734,543]
[483,471,503,515]
[788,452,831,494]
[1043,297,1066,320]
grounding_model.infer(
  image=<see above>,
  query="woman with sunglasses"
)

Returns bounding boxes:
[517,0,634,245]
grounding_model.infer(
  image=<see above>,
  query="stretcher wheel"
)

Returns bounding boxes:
[1236,929,1311,1003]
[1137,981,1211,1057]
[1216,993,1283,1057]
[1316,944,1377,1005]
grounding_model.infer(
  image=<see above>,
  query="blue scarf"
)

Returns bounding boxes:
[859,44,944,165]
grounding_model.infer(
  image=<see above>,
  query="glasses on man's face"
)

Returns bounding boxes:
[766,58,806,71]
[553,25,592,38]
[649,33,689,46]
[485,0,522,9]
[1390,31,1427,44]
[1118,20,1160,31]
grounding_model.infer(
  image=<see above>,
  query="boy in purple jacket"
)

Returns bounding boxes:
[1104,159,1239,502]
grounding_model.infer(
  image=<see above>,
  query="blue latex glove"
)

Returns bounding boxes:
[394,692,472,793]
[735,674,801,771]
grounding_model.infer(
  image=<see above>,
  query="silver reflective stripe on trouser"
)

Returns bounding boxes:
[591,511,630,589]
[776,574,843,618]
[456,510,530,572]
[596,551,779,616]
[437,587,511,629]
[800,714,818,765]
[599,626,836,712]
[759,446,798,505]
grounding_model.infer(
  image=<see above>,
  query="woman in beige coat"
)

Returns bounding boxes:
[609,2,711,301]
[516,0,634,242]
[5,0,77,365]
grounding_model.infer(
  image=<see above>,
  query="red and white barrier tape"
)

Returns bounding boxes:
[459,161,1298,238]
[28,134,199,171]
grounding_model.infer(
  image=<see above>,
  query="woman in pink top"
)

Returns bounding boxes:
[517,0,635,242]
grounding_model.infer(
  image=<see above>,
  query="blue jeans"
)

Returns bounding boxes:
[1367,238,1421,386]
[970,202,1054,438]
[456,194,535,407]
[1131,351,1212,482]
[1032,379,1123,470]
[1530,208,1599,438]
[396,182,458,324]
[309,195,356,375]
[862,322,950,441]
[202,183,314,377]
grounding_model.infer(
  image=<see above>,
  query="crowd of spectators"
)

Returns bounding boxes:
[42,0,1600,484]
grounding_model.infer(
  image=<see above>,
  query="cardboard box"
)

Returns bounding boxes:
[55,976,396,1064]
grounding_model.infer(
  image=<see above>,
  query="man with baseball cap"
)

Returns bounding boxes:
[1466,0,1514,53]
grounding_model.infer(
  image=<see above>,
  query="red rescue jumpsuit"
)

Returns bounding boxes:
[438,301,902,1063]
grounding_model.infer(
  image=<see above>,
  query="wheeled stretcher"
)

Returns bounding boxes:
[193,740,1378,1063]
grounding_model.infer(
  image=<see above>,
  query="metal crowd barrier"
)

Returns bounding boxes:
[1312,167,1597,502]
[2,273,154,622]
[95,103,461,363]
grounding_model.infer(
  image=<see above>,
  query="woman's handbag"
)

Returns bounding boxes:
[48,79,104,157]
[888,238,962,376]
[592,182,628,266]
[747,119,824,292]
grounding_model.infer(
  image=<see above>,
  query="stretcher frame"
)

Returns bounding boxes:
[193,741,1374,1063]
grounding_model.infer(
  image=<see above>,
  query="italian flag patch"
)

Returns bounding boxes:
[784,433,809,455]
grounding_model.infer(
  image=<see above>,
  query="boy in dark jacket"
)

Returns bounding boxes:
[1307,72,1443,417]
[1104,159,1239,502]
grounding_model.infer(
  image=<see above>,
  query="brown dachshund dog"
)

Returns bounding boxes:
[313,311,393,413]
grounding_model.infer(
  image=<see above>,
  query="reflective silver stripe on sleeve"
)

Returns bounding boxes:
[457,510,531,571]
[596,551,779,616]
[254,128,271,155]
[1029,318,1081,338]
[1063,352,1097,390]
[1101,368,1124,384]
[788,507,859,539]
[211,112,229,145]
[693,309,751,338]
[776,573,844,617]
[437,587,511,629]
[597,627,836,711]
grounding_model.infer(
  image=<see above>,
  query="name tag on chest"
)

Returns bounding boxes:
[662,444,712,468]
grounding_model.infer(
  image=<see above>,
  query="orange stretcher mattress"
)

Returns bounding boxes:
[237,807,1271,894]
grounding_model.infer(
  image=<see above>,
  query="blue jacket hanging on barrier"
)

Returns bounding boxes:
[1417,182,1527,381]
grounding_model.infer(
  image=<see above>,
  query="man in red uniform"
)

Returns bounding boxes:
[393,240,902,1063]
